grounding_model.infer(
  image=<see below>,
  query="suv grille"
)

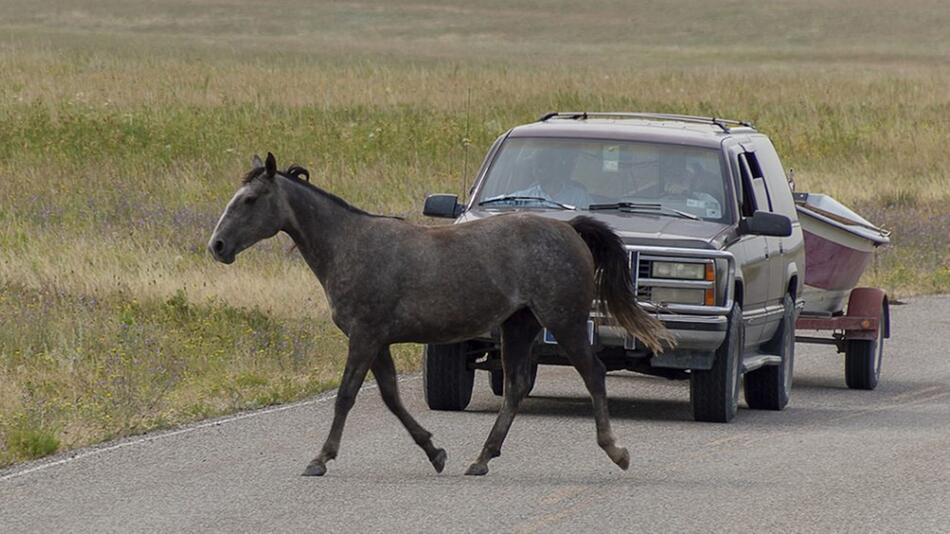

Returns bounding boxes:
[624,246,734,315]
[636,259,652,301]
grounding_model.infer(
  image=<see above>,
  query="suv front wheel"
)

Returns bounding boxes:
[690,304,743,423]
[423,342,475,411]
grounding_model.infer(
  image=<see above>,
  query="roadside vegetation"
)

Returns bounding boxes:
[1,0,947,466]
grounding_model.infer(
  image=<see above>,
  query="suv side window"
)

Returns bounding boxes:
[750,136,797,218]
[737,152,772,216]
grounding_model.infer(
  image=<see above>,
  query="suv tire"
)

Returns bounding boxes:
[691,303,743,423]
[744,294,796,410]
[423,343,474,411]
[489,364,539,397]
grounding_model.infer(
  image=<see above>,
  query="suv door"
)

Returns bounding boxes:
[752,135,804,303]
[738,146,788,342]
[728,144,774,346]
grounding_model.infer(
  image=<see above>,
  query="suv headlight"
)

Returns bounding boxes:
[652,261,705,280]
[648,260,716,306]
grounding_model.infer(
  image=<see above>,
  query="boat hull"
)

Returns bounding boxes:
[794,193,889,315]
[801,228,874,314]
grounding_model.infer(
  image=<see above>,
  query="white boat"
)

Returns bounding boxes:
[794,193,890,314]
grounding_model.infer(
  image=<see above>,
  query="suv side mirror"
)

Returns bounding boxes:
[739,211,792,237]
[423,194,464,218]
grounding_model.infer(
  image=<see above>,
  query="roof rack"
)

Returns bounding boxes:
[536,112,755,133]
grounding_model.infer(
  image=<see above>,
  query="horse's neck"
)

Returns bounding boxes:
[281,180,365,282]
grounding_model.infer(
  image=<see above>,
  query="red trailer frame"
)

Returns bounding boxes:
[795,287,890,389]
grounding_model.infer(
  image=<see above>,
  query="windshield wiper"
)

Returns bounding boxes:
[588,202,699,220]
[589,201,661,210]
[478,196,575,210]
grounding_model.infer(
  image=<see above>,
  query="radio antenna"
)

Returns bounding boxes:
[461,87,471,203]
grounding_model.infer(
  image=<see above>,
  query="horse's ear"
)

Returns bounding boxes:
[251,154,264,169]
[265,152,277,178]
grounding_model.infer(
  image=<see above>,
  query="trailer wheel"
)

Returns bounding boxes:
[490,364,539,397]
[691,304,743,423]
[845,313,884,390]
[744,295,796,410]
[423,343,474,411]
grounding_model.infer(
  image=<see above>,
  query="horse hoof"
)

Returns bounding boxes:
[431,448,447,473]
[613,447,630,471]
[464,463,488,476]
[301,461,327,477]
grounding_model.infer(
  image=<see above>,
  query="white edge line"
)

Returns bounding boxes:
[0,375,420,483]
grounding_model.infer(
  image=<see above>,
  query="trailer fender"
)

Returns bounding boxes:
[845,287,889,340]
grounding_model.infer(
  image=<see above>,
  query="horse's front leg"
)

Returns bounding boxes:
[303,335,379,476]
[372,347,447,473]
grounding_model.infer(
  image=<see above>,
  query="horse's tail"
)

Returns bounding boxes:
[569,216,675,353]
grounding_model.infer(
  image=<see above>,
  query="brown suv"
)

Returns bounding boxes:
[422,112,804,423]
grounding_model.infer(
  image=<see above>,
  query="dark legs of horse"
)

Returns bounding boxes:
[466,309,540,476]
[554,322,629,470]
[371,347,447,473]
[302,336,378,476]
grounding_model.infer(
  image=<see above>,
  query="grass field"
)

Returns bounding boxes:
[1,0,948,466]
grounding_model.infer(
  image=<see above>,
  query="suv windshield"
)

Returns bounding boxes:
[475,137,730,222]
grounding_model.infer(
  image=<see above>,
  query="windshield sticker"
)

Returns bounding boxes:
[686,197,721,219]
[602,145,619,172]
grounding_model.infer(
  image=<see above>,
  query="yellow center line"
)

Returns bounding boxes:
[513,386,950,532]
[888,385,943,402]
[537,484,588,506]
[703,433,755,448]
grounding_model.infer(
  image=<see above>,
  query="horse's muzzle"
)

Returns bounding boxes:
[208,238,235,264]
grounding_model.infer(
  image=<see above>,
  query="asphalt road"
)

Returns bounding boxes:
[2,295,948,533]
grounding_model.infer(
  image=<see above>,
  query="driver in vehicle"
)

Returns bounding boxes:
[660,157,723,219]
[509,147,591,208]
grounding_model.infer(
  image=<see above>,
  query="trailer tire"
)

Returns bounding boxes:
[691,304,743,423]
[845,314,883,390]
[744,295,796,410]
[423,343,474,411]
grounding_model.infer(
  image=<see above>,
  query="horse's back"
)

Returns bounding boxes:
[359,213,595,343]
[424,213,596,301]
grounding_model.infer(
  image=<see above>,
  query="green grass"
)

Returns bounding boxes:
[0,0,948,467]
[0,283,342,465]
[5,428,60,461]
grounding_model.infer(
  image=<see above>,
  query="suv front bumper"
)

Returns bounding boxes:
[595,315,727,351]
[586,245,736,369]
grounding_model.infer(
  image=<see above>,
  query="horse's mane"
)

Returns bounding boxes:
[242,165,402,220]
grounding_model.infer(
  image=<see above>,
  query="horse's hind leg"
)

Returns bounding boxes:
[550,322,630,471]
[302,335,379,476]
[372,346,447,473]
[466,309,540,476]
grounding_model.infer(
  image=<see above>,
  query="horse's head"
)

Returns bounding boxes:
[208,153,288,264]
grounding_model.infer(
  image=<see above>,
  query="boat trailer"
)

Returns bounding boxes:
[794,192,891,391]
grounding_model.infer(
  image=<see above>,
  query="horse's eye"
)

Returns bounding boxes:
[244,196,257,205]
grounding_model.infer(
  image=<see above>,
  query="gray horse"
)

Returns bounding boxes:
[208,153,672,476]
